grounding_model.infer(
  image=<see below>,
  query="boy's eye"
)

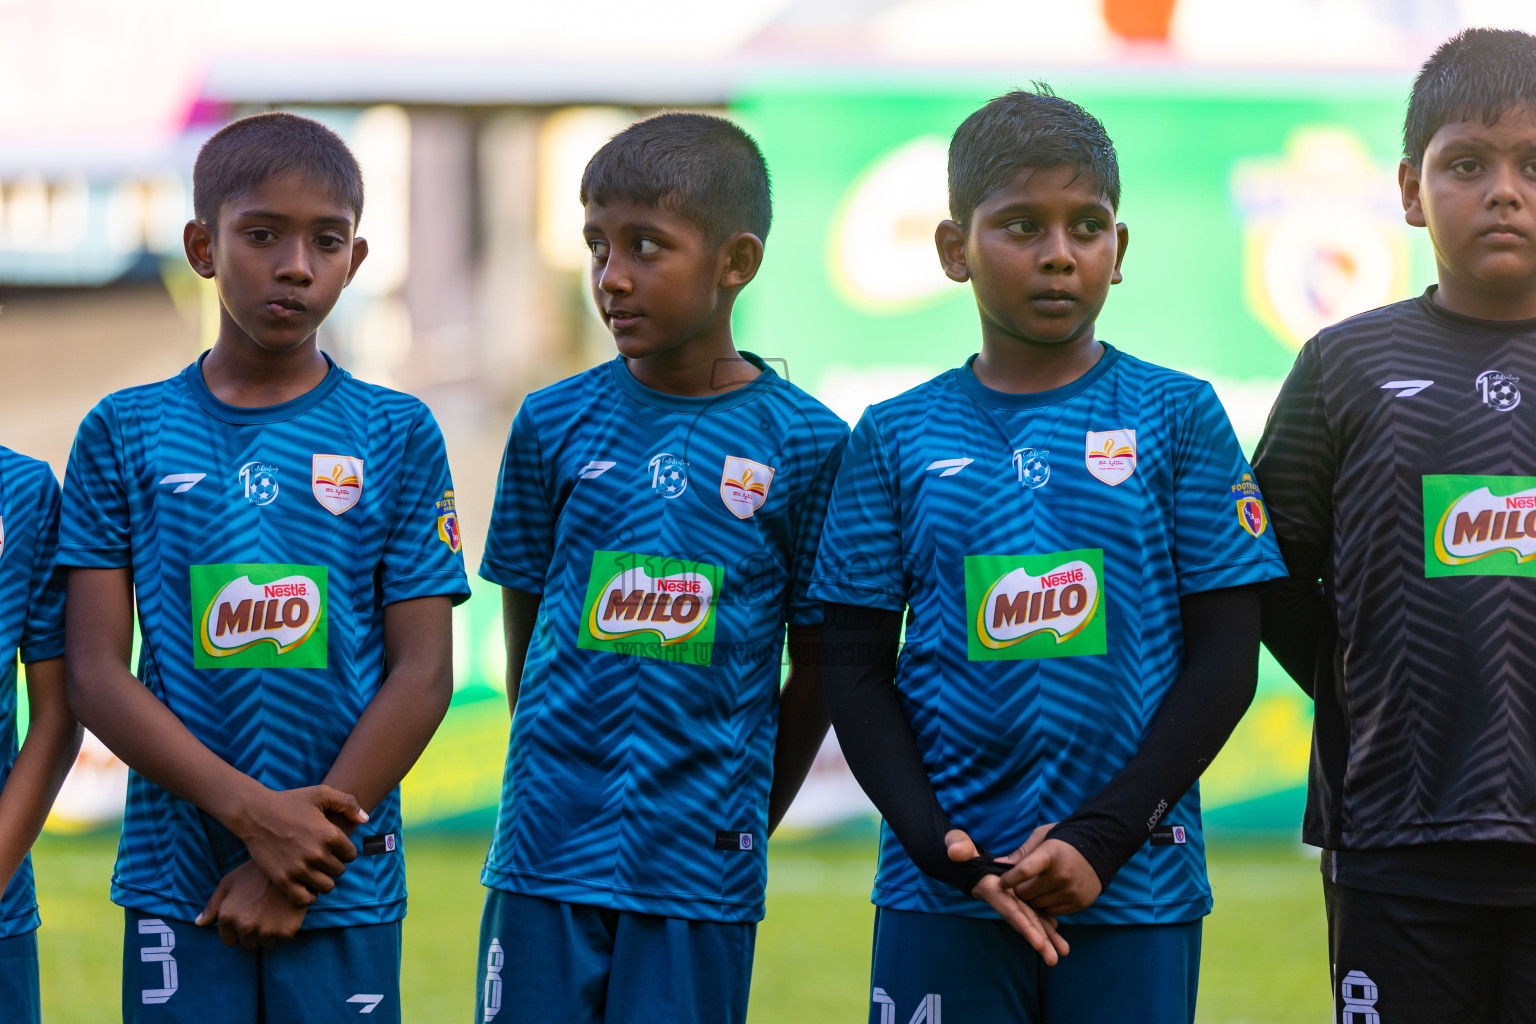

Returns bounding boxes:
[1004,220,1037,235]
[248,228,276,243]
[1074,219,1104,234]
[316,234,344,250]
[636,238,661,255]
[588,239,609,258]
[1450,158,1481,175]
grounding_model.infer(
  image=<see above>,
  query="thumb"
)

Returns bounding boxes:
[945,829,979,863]
[1000,844,1055,889]
[196,876,232,926]
[314,786,367,824]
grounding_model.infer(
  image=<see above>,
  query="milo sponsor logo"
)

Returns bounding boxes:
[964,549,1107,661]
[578,551,724,664]
[1425,475,1536,577]
[191,564,328,668]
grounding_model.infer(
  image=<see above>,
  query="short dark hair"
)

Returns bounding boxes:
[580,111,772,244]
[193,111,365,228]
[1405,28,1536,167]
[948,86,1120,227]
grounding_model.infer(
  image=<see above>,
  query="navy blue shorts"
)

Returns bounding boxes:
[0,930,40,1024]
[474,888,756,1024]
[868,907,1202,1024]
[122,910,401,1023]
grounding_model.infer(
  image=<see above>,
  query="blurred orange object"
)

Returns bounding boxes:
[1103,0,1177,41]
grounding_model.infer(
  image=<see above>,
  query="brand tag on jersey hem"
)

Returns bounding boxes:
[714,830,754,852]
[1149,824,1188,846]
[361,832,399,856]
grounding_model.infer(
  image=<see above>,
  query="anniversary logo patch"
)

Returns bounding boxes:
[578,550,724,664]
[1424,475,1536,577]
[964,549,1107,661]
[190,563,329,669]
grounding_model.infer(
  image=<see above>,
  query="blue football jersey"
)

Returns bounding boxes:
[0,447,66,940]
[479,354,848,923]
[58,356,470,928]
[809,347,1287,925]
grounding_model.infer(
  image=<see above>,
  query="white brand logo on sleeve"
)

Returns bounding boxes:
[346,994,384,1014]
[311,455,364,515]
[1084,429,1137,486]
[578,460,616,479]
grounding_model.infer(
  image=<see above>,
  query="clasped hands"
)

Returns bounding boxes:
[194,785,368,949]
[945,822,1103,966]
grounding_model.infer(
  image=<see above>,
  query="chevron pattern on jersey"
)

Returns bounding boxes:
[0,447,66,939]
[479,354,848,923]
[58,357,470,927]
[1255,291,1536,850]
[811,347,1287,926]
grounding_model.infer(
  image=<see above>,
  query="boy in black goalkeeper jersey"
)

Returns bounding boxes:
[1254,27,1536,1022]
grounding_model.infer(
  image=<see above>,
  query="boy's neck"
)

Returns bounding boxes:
[624,336,761,398]
[201,328,331,408]
[972,334,1105,395]
[1432,277,1536,323]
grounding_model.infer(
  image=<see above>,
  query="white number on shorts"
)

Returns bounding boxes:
[483,937,504,1021]
[1339,968,1380,1024]
[872,987,942,1024]
[138,919,178,1005]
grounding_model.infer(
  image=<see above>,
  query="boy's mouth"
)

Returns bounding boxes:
[1030,290,1078,312]
[605,308,644,329]
[265,296,309,317]
[1481,223,1527,242]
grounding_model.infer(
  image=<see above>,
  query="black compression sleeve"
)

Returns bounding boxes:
[822,602,1008,896]
[1259,576,1330,699]
[1048,585,1261,890]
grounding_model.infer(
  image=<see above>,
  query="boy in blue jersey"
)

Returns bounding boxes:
[474,112,847,1023]
[59,112,469,1024]
[810,89,1289,1023]
[0,447,83,1023]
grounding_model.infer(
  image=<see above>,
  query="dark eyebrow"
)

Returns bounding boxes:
[583,220,672,236]
[989,199,1114,219]
[234,209,353,228]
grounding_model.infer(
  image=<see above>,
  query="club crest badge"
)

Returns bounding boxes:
[720,456,775,519]
[312,455,364,515]
[1085,429,1137,486]
[1231,474,1269,537]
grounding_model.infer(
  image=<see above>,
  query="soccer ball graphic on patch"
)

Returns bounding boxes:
[1477,369,1521,412]
[648,453,689,499]
[1012,447,1051,490]
[239,461,281,506]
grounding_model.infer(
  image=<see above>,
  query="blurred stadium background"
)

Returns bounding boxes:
[5,0,1532,1019]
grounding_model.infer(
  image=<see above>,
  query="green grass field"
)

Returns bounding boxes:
[33,832,1328,1022]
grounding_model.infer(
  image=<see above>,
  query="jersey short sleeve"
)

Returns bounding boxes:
[784,436,850,626]
[380,409,471,606]
[1251,340,1333,580]
[1171,381,1285,595]
[480,403,554,594]
[20,466,65,664]
[59,398,131,569]
[808,411,906,611]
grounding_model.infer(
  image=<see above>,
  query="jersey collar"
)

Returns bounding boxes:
[609,351,781,414]
[1416,286,1536,337]
[183,351,348,425]
[955,343,1121,410]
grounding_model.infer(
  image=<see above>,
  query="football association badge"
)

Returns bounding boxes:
[1085,429,1137,486]
[436,490,461,552]
[719,456,775,519]
[1012,448,1051,490]
[1231,474,1268,537]
[312,455,364,515]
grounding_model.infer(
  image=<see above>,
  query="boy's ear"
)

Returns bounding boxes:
[934,219,970,283]
[184,220,216,280]
[719,232,764,290]
[344,236,370,287]
[1111,222,1129,285]
[1399,159,1427,228]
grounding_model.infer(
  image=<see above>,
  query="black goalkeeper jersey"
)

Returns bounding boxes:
[1255,287,1536,854]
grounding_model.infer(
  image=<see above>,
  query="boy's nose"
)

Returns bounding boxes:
[274,242,314,285]
[1040,228,1076,272]
[596,257,631,295]
[1486,163,1525,208]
